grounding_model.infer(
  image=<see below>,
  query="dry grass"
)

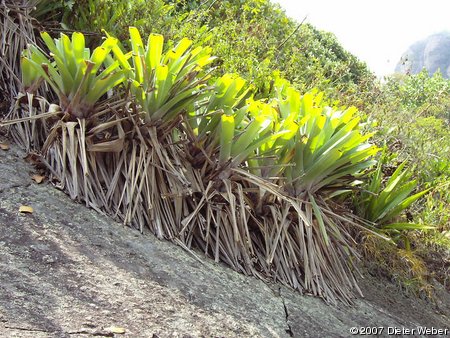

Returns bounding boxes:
[0,1,40,113]
[6,96,370,304]
[362,234,434,298]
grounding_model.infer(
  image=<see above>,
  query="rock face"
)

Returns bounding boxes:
[396,32,450,77]
[0,141,449,337]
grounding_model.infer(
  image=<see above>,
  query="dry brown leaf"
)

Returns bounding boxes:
[105,326,126,334]
[32,174,45,184]
[19,205,34,214]
[0,143,9,151]
[24,152,41,165]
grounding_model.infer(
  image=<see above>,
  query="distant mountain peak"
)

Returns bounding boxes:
[396,31,450,77]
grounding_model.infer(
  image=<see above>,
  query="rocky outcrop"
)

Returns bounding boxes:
[396,32,450,77]
[0,141,449,337]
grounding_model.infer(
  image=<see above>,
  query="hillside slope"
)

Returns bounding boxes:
[1,142,449,337]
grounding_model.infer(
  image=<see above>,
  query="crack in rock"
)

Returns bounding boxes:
[279,287,294,337]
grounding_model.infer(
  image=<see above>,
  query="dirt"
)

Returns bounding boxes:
[0,141,449,338]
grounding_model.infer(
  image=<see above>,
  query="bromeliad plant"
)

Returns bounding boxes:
[0,1,39,110]
[179,76,382,304]
[22,31,126,118]
[10,31,138,211]
[272,85,379,196]
[180,74,288,273]
[110,26,215,129]
[98,27,219,232]
[185,74,286,178]
[6,30,130,153]
[356,149,432,238]
[224,83,381,304]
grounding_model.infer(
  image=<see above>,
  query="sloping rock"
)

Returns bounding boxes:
[396,32,450,77]
[0,142,449,337]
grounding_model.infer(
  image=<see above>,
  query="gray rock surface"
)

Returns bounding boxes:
[396,32,450,77]
[0,141,449,337]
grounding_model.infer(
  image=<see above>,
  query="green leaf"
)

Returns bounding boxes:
[71,31,86,63]
[21,56,40,88]
[147,33,164,70]
[219,115,235,165]
[309,193,330,246]
[382,223,435,230]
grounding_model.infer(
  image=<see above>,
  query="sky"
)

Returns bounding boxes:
[273,0,450,77]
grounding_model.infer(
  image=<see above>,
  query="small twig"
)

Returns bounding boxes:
[42,27,101,37]
[205,0,219,11]
[4,325,54,333]
[68,329,114,336]
[277,15,307,50]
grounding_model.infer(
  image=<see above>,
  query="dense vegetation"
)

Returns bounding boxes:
[1,0,448,301]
